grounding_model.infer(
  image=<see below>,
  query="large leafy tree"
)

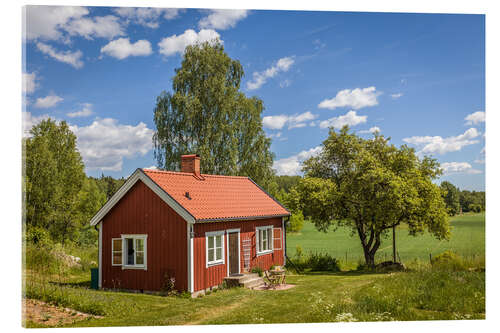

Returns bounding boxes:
[440,181,461,216]
[293,126,450,266]
[24,119,86,244]
[153,40,274,188]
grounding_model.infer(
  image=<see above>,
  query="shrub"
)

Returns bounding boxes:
[308,252,340,272]
[161,272,176,295]
[431,251,466,271]
[251,266,263,277]
[25,226,53,248]
[288,211,304,233]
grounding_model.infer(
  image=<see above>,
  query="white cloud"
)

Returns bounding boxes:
[145,165,158,170]
[319,110,367,129]
[403,128,480,155]
[391,93,403,99]
[113,7,183,28]
[22,112,51,136]
[24,5,88,41]
[247,56,295,90]
[70,118,154,171]
[263,111,317,130]
[465,111,485,125]
[34,94,63,108]
[440,162,482,175]
[67,103,94,118]
[23,72,38,94]
[273,146,323,176]
[359,126,381,134]
[64,15,124,40]
[36,42,83,68]
[318,87,381,110]
[158,29,221,57]
[280,79,292,88]
[100,38,152,59]
[199,9,249,30]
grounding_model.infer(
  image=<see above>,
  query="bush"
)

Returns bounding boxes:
[288,211,304,233]
[308,253,340,272]
[25,226,53,248]
[251,266,263,277]
[431,251,466,271]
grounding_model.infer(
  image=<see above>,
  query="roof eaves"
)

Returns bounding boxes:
[195,213,290,223]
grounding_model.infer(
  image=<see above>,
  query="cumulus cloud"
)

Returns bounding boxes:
[403,128,480,155]
[34,94,63,108]
[318,87,381,110]
[158,29,221,57]
[36,42,83,68]
[67,103,94,118]
[70,118,154,171]
[23,72,38,94]
[263,111,317,130]
[391,93,403,99]
[63,15,124,40]
[465,111,485,125]
[273,146,323,176]
[22,112,51,136]
[440,162,482,175]
[246,56,295,90]
[113,7,183,28]
[199,9,249,30]
[319,110,367,129]
[24,5,88,41]
[359,126,381,134]
[100,38,152,59]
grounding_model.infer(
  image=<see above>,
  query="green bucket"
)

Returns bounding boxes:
[90,268,99,290]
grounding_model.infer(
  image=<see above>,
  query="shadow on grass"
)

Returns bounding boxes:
[287,269,387,277]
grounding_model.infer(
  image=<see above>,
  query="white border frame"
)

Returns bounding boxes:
[256,225,274,256]
[226,228,241,276]
[205,230,225,267]
[121,234,148,270]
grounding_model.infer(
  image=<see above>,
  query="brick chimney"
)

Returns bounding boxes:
[181,154,201,176]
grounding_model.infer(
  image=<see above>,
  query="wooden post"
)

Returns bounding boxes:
[392,225,397,263]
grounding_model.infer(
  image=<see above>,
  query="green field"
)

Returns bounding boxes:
[286,212,485,264]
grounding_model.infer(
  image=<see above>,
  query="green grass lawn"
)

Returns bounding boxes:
[25,268,485,327]
[286,212,485,264]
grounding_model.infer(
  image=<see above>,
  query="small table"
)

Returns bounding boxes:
[269,269,286,285]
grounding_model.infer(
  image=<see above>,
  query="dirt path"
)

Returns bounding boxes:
[23,299,102,327]
[184,295,254,325]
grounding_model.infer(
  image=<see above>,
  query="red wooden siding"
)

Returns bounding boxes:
[193,217,284,292]
[101,180,188,291]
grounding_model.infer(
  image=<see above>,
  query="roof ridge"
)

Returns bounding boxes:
[142,168,249,179]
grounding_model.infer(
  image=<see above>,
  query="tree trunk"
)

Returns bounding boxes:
[392,225,397,263]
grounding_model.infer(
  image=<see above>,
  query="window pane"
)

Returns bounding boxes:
[268,229,273,250]
[215,235,222,247]
[136,239,144,252]
[127,238,134,265]
[216,247,222,260]
[208,236,214,249]
[258,230,263,252]
[208,249,214,262]
[113,239,122,251]
[113,252,122,265]
[136,251,144,265]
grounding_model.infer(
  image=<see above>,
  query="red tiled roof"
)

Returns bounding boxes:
[142,169,289,221]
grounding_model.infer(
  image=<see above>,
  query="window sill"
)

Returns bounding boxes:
[207,261,224,267]
[122,265,147,270]
[257,250,273,256]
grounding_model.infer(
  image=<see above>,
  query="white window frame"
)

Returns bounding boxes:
[256,225,274,256]
[206,231,225,267]
[121,234,148,270]
[111,238,123,266]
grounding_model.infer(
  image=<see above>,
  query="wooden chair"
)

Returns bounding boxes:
[264,270,281,289]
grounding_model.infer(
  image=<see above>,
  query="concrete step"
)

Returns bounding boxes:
[242,277,264,288]
[238,273,259,283]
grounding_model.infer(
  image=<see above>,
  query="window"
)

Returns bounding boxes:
[256,226,273,255]
[112,238,122,265]
[111,235,147,269]
[206,231,224,266]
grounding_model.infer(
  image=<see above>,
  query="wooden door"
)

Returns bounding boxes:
[228,232,239,275]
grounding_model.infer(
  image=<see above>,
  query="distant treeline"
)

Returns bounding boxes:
[440,181,485,215]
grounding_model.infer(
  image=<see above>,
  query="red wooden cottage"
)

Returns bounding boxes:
[90,154,290,296]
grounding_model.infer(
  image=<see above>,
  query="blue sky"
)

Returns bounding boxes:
[23,6,485,190]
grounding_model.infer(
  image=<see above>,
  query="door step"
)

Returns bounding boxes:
[224,273,265,289]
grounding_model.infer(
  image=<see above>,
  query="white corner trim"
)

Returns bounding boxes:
[89,169,195,226]
[187,223,194,293]
[98,223,102,289]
